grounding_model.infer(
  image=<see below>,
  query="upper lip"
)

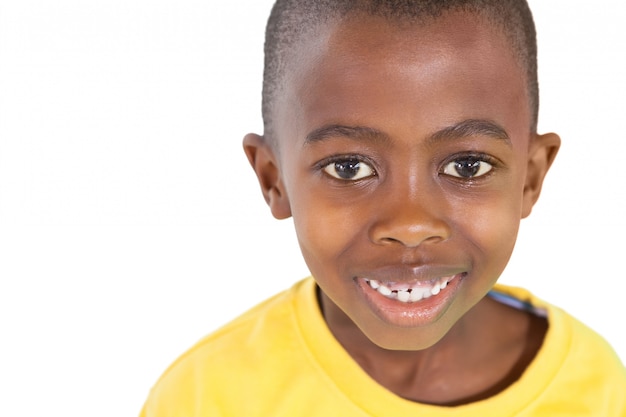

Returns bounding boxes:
[353,264,467,285]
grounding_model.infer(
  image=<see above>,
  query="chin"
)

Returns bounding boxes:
[363,323,454,352]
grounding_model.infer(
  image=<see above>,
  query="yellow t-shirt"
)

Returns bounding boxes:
[140,278,626,416]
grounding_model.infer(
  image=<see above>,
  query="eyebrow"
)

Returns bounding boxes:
[428,119,511,147]
[303,119,511,147]
[304,124,389,146]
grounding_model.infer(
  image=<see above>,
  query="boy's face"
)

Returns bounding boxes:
[245,11,559,350]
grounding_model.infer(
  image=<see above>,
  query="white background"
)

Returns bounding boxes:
[0,1,624,415]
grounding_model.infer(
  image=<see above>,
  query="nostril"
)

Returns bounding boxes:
[378,234,445,247]
[370,220,451,248]
[379,236,402,245]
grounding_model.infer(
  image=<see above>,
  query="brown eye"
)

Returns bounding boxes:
[323,159,375,180]
[443,157,493,178]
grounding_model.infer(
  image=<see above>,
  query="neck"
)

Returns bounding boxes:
[318,287,546,405]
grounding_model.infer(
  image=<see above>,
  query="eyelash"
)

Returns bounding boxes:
[315,152,500,182]
[440,152,499,180]
[316,155,378,182]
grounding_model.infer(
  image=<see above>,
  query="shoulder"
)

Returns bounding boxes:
[495,283,624,372]
[160,277,312,375]
[141,278,318,417]
[549,301,626,381]
[546,303,626,414]
[494,283,626,414]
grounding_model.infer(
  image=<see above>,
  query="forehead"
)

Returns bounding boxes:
[275,11,529,148]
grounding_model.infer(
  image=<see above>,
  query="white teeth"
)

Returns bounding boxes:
[377,285,392,296]
[365,276,455,303]
[409,289,423,302]
[397,290,410,302]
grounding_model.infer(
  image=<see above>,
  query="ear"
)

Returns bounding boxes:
[242,133,292,219]
[521,132,561,218]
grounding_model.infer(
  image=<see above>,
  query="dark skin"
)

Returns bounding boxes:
[319,286,547,405]
[244,11,560,405]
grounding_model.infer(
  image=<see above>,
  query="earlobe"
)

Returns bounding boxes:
[521,132,561,218]
[242,133,292,219]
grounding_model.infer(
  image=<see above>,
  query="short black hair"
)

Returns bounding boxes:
[262,0,539,140]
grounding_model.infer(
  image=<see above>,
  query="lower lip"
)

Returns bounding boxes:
[356,274,464,328]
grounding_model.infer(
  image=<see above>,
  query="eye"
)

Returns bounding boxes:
[322,158,376,181]
[443,156,493,178]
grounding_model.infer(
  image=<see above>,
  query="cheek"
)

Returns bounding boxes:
[456,191,523,272]
[289,188,361,270]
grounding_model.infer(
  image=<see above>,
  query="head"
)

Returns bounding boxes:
[243,0,560,350]
[262,0,541,142]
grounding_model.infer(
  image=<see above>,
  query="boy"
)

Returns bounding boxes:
[141,0,626,415]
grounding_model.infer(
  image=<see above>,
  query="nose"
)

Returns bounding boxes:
[369,186,451,248]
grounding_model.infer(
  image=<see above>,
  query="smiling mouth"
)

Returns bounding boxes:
[363,275,460,303]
